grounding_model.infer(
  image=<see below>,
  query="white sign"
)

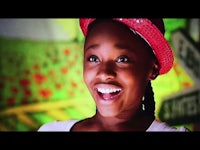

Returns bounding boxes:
[171,28,200,84]
[159,28,200,125]
[159,86,200,125]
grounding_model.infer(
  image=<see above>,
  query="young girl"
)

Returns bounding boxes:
[38,18,189,131]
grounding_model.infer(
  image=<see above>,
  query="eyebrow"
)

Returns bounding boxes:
[84,44,99,51]
[85,43,134,52]
[114,44,134,51]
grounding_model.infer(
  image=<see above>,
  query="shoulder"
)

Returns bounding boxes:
[37,120,79,131]
[146,119,189,132]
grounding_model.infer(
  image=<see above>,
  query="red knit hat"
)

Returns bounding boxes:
[79,18,174,75]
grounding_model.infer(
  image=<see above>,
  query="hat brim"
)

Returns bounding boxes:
[79,18,174,75]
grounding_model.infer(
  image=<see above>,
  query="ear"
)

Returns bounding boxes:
[149,61,160,80]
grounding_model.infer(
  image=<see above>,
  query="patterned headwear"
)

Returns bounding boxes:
[79,18,174,75]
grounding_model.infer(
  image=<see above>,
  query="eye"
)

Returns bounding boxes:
[116,55,129,63]
[87,55,99,63]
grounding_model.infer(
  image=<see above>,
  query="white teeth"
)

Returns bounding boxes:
[97,88,121,94]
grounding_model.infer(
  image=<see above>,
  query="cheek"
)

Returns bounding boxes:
[122,76,146,105]
[83,68,94,87]
[120,71,148,92]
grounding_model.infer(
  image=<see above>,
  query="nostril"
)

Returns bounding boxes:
[96,69,116,80]
[97,62,117,79]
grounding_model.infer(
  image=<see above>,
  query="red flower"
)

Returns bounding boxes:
[24,89,32,96]
[55,84,62,89]
[10,87,18,93]
[33,73,46,85]
[71,81,77,88]
[19,79,30,87]
[33,64,40,70]
[64,49,71,55]
[39,89,52,99]
[7,97,15,105]
[61,67,68,74]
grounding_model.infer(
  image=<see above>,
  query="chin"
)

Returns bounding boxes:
[98,107,118,117]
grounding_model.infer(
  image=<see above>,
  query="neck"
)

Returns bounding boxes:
[92,111,154,131]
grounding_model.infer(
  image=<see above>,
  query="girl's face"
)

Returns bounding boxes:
[83,20,159,118]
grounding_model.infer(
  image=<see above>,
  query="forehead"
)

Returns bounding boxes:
[85,20,154,55]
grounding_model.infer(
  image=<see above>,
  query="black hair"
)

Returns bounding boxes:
[142,81,156,119]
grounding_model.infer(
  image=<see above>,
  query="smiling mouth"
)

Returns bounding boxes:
[97,88,122,100]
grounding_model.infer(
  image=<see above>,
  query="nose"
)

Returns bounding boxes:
[96,61,117,80]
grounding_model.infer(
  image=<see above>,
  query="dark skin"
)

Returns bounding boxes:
[71,20,160,131]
